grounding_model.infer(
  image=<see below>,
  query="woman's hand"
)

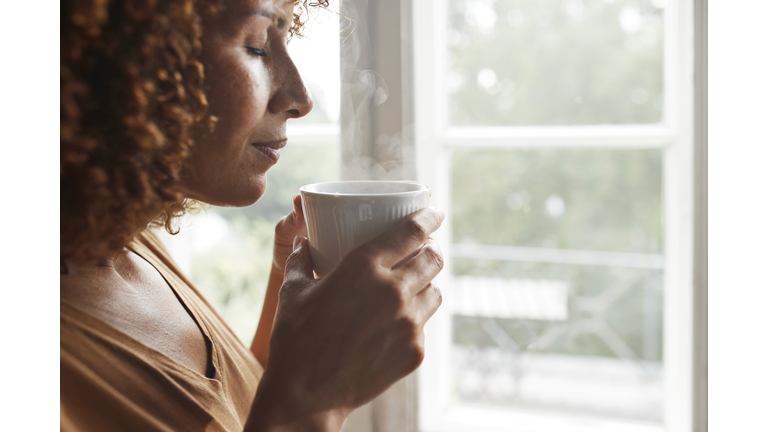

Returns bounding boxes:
[250,195,308,366]
[273,194,308,273]
[246,207,445,431]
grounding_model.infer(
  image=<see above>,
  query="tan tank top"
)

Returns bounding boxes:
[60,230,264,431]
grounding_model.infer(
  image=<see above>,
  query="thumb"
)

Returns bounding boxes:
[275,195,307,245]
[286,194,305,228]
[283,236,315,285]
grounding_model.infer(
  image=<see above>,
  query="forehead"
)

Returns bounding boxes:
[221,0,295,26]
[246,7,289,30]
[203,0,295,36]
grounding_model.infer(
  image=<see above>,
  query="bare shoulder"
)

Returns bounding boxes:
[60,251,210,376]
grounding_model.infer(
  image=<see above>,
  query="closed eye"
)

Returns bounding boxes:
[245,46,266,57]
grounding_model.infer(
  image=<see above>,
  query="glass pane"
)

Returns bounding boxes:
[447,0,665,126]
[288,10,340,125]
[451,148,663,253]
[448,148,664,422]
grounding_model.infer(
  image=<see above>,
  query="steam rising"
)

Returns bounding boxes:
[339,0,411,181]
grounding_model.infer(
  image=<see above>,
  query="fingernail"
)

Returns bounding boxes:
[293,236,301,249]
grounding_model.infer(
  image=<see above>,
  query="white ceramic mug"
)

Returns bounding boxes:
[299,181,431,277]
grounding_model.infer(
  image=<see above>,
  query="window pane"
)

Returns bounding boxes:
[288,11,340,125]
[451,148,663,253]
[447,0,665,126]
[448,148,664,422]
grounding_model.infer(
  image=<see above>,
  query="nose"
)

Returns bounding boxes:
[268,52,314,119]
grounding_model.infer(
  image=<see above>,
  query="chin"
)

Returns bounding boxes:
[183,176,267,208]
[237,188,267,207]
[216,185,267,208]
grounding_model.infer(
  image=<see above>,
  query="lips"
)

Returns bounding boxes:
[252,139,287,164]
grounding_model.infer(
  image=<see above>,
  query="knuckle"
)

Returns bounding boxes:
[274,218,287,235]
[422,244,445,270]
[405,218,429,243]
[381,281,407,311]
[429,284,443,307]
[284,248,302,269]
[277,281,295,303]
[397,316,420,338]
[407,338,425,370]
[350,243,380,268]
[376,266,395,288]
[425,208,442,230]
[355,252,388,283]
[276,213,293,228]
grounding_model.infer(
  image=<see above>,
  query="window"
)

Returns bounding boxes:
[156,1,704,431]
[339,0,703,431]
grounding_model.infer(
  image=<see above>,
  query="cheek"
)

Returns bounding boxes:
[237,69,270,123]
[215,73,271,148]
[206,57,270,131]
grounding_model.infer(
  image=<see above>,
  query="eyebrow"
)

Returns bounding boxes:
[246,8,287,30]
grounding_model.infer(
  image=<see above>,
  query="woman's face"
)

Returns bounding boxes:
[179,0,313,207]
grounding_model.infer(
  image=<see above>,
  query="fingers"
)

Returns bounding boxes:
[412,283,443,325]
[392,239,444,296]
[275,194,308,246]
[367,207,445,269]
[292,193,304,222]
[285,194,306,231]
[282,236,315,285]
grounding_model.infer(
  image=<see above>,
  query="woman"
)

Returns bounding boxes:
[60,0,445,430]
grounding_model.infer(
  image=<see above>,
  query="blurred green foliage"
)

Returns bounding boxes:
[451,148,663,253]
[450,148,664,360]
[449,0,664,125]
[189,217,275,344]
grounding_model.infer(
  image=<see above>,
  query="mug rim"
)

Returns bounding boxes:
[300,180,429,197]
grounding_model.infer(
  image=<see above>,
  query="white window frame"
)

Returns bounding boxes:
[337,0,706,431]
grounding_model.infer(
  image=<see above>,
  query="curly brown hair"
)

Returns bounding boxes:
[61,0,315,265]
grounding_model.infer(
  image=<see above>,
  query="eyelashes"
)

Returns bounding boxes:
[245,46,267,57]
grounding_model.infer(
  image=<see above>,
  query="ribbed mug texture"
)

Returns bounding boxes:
[300,181,431,277]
